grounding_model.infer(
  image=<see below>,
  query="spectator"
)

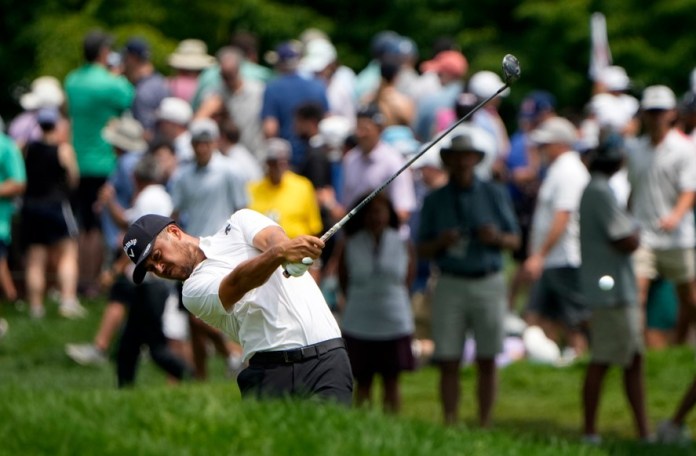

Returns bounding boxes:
[523,116,590,360]
[657,378,696,444]
[9,76,67,151]
[122,37,171,139]
[417,131,520,427]
[155,97,194,164]
[64,29,134,298]
[341,105,416,228]
[626,85,696,345]
[218,119,263,184]
[247,138,323,240]
[196,47,265,160]
[21,108,83,320]
[337,192,416,413]
[171,118,247,379]
[361,59,415,127]
[167,39,215,102]
[261,41,329,170]
[579,133,648,442]
[0,122,26,307]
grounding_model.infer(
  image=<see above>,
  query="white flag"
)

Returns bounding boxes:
[589,12,612,81]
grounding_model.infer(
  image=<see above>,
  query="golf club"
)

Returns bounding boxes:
[284,54,521,277]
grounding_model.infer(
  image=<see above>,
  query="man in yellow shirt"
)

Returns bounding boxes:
[248,138,323,239]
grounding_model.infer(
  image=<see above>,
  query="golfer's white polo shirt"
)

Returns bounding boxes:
[182,209,341,361]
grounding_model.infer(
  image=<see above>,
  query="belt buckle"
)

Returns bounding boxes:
[283,351,291,363]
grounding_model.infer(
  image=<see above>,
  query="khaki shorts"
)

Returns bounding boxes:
[431,272,506,361]
[633,246,695,283]
[589,306,644,367]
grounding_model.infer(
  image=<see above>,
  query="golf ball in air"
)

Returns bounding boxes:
[598,275,614,291]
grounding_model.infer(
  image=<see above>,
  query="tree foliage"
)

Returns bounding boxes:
[2,0,695,123]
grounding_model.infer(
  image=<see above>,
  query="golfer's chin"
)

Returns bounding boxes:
[158,267,191,282]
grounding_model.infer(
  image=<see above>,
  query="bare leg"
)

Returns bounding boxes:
[623,354,649,438]
[0,256,17,301]
[189,314,209,380]
[507,265,528,311]
[583,363,609,436]
[672,376,696,425]
[25,245,48,316]
[54,239,79,303]
[674,281,696,344]
[94,302,127,351]
[476,358,497,428]
[355,375,373,409]
[568,328,588,357]
[78,229,104,297]
[439,360,461,425]
[382,374,401,414]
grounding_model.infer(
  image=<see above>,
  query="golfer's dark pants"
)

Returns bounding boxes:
[117,281,190,388]
[238,338,354,406]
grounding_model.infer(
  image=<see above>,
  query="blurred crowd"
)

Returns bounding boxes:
[1,27,696,444]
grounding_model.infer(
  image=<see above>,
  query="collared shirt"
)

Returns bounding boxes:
[171,152,248,236]
[247,171,323,238]
[418,179,519,275]
[529,151,590,268]
[341,140,416,213]
[64,64,134,177]
[626,129,696,249]
[182,209,341,361]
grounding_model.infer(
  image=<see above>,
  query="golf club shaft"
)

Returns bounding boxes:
[320,82,510,244]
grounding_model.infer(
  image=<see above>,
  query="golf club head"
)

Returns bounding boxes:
[502,54,521,85]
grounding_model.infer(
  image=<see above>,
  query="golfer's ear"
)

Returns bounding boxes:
[167,224,182,238]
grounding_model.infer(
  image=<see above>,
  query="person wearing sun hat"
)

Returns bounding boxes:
[167,39,216,102]
[417,130,520,427]
[9,76,67,151]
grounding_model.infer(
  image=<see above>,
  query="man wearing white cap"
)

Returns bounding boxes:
[524,116,590,360]
[626,85,696,345]
[156,97,194,164]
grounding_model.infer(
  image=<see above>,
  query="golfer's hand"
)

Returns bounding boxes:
[283,257,314,277]
[280,235,324,263]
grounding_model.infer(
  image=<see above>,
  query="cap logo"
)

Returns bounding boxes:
[141,242,152,259]
[124,238,137,258]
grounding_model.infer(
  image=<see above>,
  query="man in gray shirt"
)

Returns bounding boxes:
[579,133,648,443]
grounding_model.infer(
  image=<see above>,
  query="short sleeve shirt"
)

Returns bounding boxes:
[580,174,638,307]
[182,209,341,361]
[626,129,696,249]
[0,134,26,242]
[529,151,590,267]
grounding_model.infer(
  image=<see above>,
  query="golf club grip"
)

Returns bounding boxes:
[283,82,510,279]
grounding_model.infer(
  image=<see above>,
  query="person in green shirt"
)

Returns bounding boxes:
[64,30,135,296]
[0,131,26,305]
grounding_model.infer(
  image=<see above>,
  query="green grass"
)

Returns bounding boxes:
[1,299,695,455]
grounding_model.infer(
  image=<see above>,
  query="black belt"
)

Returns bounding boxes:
[249,338,345,366]
[442,269,500,279]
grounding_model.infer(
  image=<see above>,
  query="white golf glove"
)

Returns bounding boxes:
[283,257,314,277]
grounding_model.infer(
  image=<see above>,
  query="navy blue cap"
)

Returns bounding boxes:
[124,37,151,60]
[592,132,626,164]
[37,107,59,127]
[519,90,556,120]
[357,104,386,126]
[123,214,174,284]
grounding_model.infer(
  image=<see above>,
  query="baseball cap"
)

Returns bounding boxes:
[529,116,578,145]
[420,50,468,78]
[468,70,509,99]
[591,132,626,164]
[123,214,175,284]
[36,107,59,127]
[189,118,219,142]
[265,41,302,66]
[124,37,151,60]
[265,138,292,161]
[157,97,193,125]
[598,66,630,91]
[519,90,556,120]
[300,39,337,73]
[641,85,676,110]
[440,130,487,161]
[357,104,386,126]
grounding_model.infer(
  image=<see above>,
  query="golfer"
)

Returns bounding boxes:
[122,208,353,404]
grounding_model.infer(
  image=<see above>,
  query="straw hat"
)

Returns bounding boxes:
[20,76,64,111]
[102,116,147,152]
[167,39,215,71]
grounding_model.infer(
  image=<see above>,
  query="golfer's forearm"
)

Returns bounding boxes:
[218,247,285,310]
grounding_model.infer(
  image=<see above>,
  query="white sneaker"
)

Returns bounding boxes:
[656,419,691,444]
[0,318,8,339]
[59,299,87,319]
[65,343,107,366]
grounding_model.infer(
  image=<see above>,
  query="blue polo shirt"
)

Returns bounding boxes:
[418,179,519,275]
